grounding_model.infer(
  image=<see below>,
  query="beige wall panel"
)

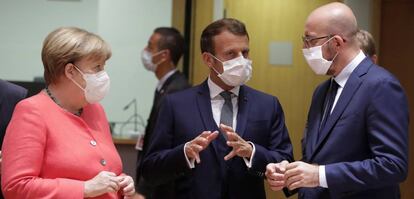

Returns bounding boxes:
[190,0,214,83]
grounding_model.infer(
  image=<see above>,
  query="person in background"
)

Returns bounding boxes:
[356,29,378,63]
[136,27,191,199]
[0,79,27,199]
[142,18,293,199]
[1,27,137,199]
[266,3,408,199]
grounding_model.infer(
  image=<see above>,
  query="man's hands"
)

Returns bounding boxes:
[185,124,255,164]
[185,131,219,163]
[220,124,253,160]
[266,160,289,191]
[265,161,320,191]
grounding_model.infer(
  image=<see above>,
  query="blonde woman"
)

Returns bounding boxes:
[1,27,136,199]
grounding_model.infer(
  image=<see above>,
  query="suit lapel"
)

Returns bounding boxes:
[158,71,179,95]
[195,81,222,161]
[305,81,330,160]
[310,58,372,160]
[236,86,250,137]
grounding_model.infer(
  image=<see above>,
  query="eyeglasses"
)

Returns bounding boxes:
[302,35,332,43]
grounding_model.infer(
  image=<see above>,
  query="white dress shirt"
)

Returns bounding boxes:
[319,50,366,188]
[184,77,256,168]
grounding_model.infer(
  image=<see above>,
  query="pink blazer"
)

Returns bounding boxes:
[1,92,123,199]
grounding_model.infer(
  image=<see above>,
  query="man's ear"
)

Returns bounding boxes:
[162,49,171,61]
[333,35,345,50]
[202,52,213,67]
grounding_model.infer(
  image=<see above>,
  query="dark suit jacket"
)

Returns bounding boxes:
[0,79,27,199]
[135,71,190,197]
[142,80,293,199]
[0,80,27,147]
[298,58,409,199]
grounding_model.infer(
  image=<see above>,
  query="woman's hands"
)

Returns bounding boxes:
[84,171,136,198]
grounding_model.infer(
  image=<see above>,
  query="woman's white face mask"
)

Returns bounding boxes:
[302,36,338,75]
[71,65,110,104]
[209,53,253,87]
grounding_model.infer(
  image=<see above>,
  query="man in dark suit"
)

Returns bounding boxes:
[0,79,27,199]
[136,27,191,198]
[142,18,293,199]
[266,3,409,199]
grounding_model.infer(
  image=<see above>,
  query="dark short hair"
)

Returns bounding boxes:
[200,18,249,55]
[154,27,184,66]
[356,29,376,57]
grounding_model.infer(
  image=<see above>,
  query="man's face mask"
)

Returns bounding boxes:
[141,49,165,72]
[209,53,253,87]
[302,36,339,75]
[71,65,110,104]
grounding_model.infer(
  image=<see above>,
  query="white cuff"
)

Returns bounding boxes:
[183,142,195,169]
[319,165,328,188]
[243,141,256,168]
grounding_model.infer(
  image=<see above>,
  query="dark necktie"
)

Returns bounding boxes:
[218,90,233,199]
[318,79,339,136]
[219,91,233,139]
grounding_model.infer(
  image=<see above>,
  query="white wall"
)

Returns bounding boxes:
[0,0,172,135]
[0,0,99,80]
[98,0,172,135]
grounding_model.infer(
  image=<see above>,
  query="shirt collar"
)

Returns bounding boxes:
[157,69,177,91]
[207,76,240,99]
[334,50,366,88]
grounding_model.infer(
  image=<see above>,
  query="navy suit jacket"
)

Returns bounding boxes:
[0,80,27,199]
[0,80,27,147]
[142,80,293,199]
[299,58,409,199]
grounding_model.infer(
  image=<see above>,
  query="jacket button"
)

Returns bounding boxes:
[100,159,107,166]
[90,140,97,146]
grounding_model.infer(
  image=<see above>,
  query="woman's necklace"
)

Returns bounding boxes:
[45,86,82,116]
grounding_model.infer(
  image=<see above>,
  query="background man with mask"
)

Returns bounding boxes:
[136,27,190,199]
[142,18,293,199]
[266,3,409,199]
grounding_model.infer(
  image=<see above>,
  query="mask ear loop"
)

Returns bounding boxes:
[322,36,340,62]
[68,64,87,92]
[207,53,224,75]
[152,50,167,66]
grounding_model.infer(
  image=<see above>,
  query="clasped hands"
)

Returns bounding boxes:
[84,171,136,198]
[265,160,320,191]
[185,124,253,164]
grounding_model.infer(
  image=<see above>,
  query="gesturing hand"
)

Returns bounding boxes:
[219,124,253,160]
[185,131,219,163]
[285,161,319,190]
[84,171,120,198]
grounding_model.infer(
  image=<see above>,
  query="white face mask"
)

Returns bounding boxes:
[302,37,338,75]
[209,54,253,87]
[141,49,164,72]
[71,65,110,104]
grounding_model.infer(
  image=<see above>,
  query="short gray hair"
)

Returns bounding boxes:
[42,27,111,84]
